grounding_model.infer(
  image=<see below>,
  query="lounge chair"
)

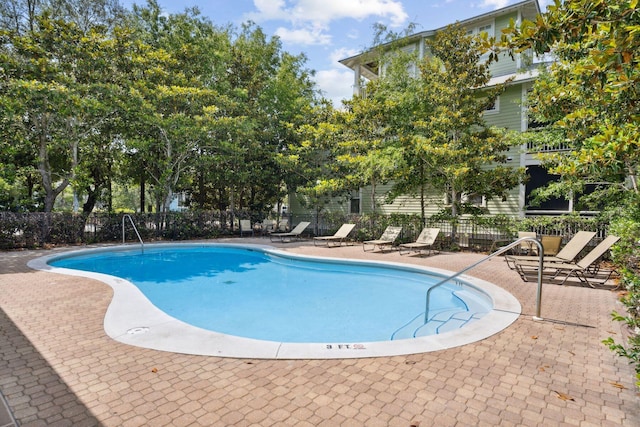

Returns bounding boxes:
[269,221,310,243]
[399,228,440,256]
[276,218,289,232]
[239,219,253,237]
[313,223,356,247]
[514,231,538,255]
[363,226,402,252]
[504,230,596,270]
[540,235,563,256]
[256,219,276,236]
[514,235,620,287]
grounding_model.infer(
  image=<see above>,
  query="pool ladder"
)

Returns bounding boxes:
[425,237,544,323]
[122,214,144,252]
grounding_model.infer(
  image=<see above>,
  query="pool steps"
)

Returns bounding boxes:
[391,289,490,340]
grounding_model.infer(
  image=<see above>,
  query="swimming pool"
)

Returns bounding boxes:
[29,243,521,359]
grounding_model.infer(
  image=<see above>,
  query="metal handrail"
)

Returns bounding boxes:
[425,237,544,323]
[122,214,144,252]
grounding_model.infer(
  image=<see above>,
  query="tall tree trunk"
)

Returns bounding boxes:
[140,174,145,213]
[420,161,426,227]
[38,139,69,213]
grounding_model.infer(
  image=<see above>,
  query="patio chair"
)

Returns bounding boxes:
[313,223,356,247]
[269,221,310,243]
[540,235,563,256]
[276,218,289,232]
[514,235,620,287]
[514,231,538,255]
[504,230,596,270]
[399,228,440,256]
[363,226,402,252]
[256,219,276,236]
[239,219,253,237]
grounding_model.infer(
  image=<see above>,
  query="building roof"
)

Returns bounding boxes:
[339,0,541,79]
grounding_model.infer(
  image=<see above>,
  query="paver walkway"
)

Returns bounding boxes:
[0,239,638,426]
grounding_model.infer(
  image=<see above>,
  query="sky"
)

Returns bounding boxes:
[121,0,552,107]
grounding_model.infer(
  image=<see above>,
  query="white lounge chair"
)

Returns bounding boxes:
[313,224,356,247]
[269,221,310,243]
[363,226,402,252]
[399,228,440,256]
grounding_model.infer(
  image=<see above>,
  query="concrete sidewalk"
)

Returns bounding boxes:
[0,239,638,426]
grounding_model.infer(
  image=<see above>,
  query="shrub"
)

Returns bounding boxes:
[604,196,640,387]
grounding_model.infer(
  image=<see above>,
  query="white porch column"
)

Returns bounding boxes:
[354,64,361,96]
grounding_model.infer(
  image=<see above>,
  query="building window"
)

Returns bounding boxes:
[574,182,610,213]
[478,23,494,37]
[485,95,500,114]
[466,193,486,207]
[444,192,486,207]
[524,165,569,212]
[466,22,494,37]
[350,191,360,214]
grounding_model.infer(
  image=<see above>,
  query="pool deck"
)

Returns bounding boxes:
[0,238,638,426]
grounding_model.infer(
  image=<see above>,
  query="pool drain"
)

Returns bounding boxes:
[127,327,150,335]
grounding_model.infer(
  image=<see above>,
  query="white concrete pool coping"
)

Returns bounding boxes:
[28,242,521,359]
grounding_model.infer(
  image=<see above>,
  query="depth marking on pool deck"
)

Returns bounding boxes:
[28,242,521,359]
[325,344,366,350]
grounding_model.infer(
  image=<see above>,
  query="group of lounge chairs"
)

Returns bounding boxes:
[362,226,440,256]
[240,219,619,287]
[312,223,440,256]
[505,231,620,287]
[243,221,441,255]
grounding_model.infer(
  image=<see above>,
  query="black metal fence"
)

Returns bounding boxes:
[0,210,609,253]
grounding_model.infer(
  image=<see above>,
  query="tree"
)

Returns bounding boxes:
[0,0,125,34]
[399,25,522,222]
[0,15,125,213]
[124,1,225,214]
[503,0,640,388]
[0,0,130,216]
[503,0,639,202]
[330,23,418,216]
[278,98,342,227]
[334,25,523,233]
[339,80,404,215]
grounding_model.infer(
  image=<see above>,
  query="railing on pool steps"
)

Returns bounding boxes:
[425,237,544,323]
[122,214,144,252]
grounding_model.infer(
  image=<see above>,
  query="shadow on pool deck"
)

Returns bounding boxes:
[0,295,99,426]
[0,239,638,426]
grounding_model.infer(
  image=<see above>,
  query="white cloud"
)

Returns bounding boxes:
[249,0,288,21]
[346,28,360,39]
[330,47,360,64]
[315,68,354,108]
[247,0,408,46]
[251,0,407,25]
[275,26,332,45]
[295,0,407,26]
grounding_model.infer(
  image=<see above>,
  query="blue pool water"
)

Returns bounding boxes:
[50,245,491,343]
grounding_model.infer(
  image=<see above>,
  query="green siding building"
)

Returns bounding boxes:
[289,0,578,221]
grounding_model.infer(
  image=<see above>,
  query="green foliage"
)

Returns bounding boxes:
[504,0,640,385]
[376,25,524,229]
[0,14,128,214]
[605,195,640,385]
[0,1,321,219]
[316,24,525,228]
[504,0,640,195]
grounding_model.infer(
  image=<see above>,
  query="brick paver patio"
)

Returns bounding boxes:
[1,239,638,426]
